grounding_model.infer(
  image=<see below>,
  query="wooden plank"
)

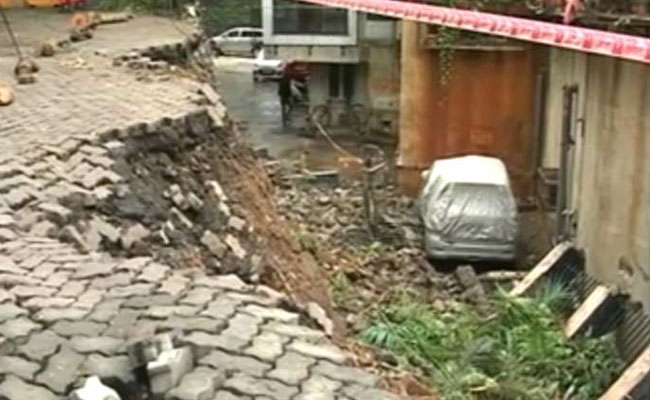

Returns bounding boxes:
[510,242,572,297]
[599,346,650,400]
[564,285,611,339]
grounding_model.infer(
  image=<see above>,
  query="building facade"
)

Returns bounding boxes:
[261,0,400,136]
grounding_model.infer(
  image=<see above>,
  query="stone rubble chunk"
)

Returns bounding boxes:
[0,355,41,380]
[167,366,226,400]
[69,376,121,400]
[60,224,92,253]
[0,317,41,338]
[19,330,65,361]
[69,335,124,355]
[312,361,380,387]
[241,304,299,324]
[170,207,193,229]
[228,216,246,232]
[81,354,136,386]
[186,192,204,212]
[38,202,72,225]
[90,216,121,243]
[121,223,151,250]
[222,373,298,400]
[288,341,348,364]
[206,181,226,202]
[243,331,287,362]
[225,234,246,259]
[35,345,85,394]
[0,375,58,400]
[148,346,194,396]
[199,350,271,377]
[267,351,316,385]
[201,231,228,258]
[306,302,334,337]
[169,184,188,210]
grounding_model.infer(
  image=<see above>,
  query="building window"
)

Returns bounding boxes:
[273,0,348,35]
[328,64,355,101]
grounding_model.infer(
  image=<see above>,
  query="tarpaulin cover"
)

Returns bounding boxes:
[419,156,518,248]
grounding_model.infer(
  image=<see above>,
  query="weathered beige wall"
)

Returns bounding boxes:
[543,49,650,312]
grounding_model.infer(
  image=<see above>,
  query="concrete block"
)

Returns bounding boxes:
[147,347,194,396]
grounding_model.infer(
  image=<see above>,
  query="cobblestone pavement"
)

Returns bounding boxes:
[0,13,402,400]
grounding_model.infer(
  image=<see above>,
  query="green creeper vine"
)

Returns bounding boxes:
[436,26,461,87]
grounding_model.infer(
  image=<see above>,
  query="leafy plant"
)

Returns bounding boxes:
[362,284,624,400]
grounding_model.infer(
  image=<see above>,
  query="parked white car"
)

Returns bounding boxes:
[253,49,284,81]
[211,27,263,57]
[419,155,518,261]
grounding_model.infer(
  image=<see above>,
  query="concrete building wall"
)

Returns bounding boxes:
[543,49,650,312]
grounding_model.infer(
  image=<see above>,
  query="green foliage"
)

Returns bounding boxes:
[362,284,624,400]
[97,0,171,12]
[199,0,261,36]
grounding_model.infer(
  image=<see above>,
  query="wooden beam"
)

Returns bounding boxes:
[564,285,611,339]
[599,346,650,400]
[510,242,572,297]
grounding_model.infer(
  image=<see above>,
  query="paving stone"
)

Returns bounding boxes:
[296,375,342,400]
[157,316,226,333]
[32,262,58,278]
[201,231,227,258]
[81,354,136,385]
[200,350,271,377]
[214,391,250,400]
[23,296,75,310]
[36,345,85,394]
[87,299,122,322]
[194,274,249,292]
[0,375,58,400]
[35,307,89,322]
[209,313,261,351]
[116,257,152,272]
[43,270,72,288]
[76,288,104,309]
[241,305,299,324]
[180,287,215,306]
[0,317,41,338]
[0,355,41,380]
[60,225,91,254]
[59,280,86,297]
[0,289,15,303]
[0,303,27,321]
[104,309,140,338]
[201,297,240,320]
[138,262,170,283]
[262,322,326,343]
[312,361,380,387]
[288,341,348,364]
[222,373,298,400]
[38,202,72,224]
[148,347,194,396]
[11,285,56,299]
[341,384,401,400]
[19,254,49,271]
[73,261,116,279]
[69,335,124,355]
[159,276,189,297]
[0,228,18,241]
[167,366,226,400]
[90,216,120,243]
[19,330,65,361]
[146,305,200,319]
[267,351,315,385]
[224,292,278,307]
[0,273,40,287]
[91,272,133,289]
[306,302,334,337]
[51,320,106,337]
[124,294,178,309]
[0,214,14,226]
[243,332,288,362]
[109,283,154,298]
[0,255,20,273]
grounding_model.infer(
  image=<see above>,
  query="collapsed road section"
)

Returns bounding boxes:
[0,13,399,400]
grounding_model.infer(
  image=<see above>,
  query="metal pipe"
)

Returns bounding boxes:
[557,84,577,243]
[294,0,650,64]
